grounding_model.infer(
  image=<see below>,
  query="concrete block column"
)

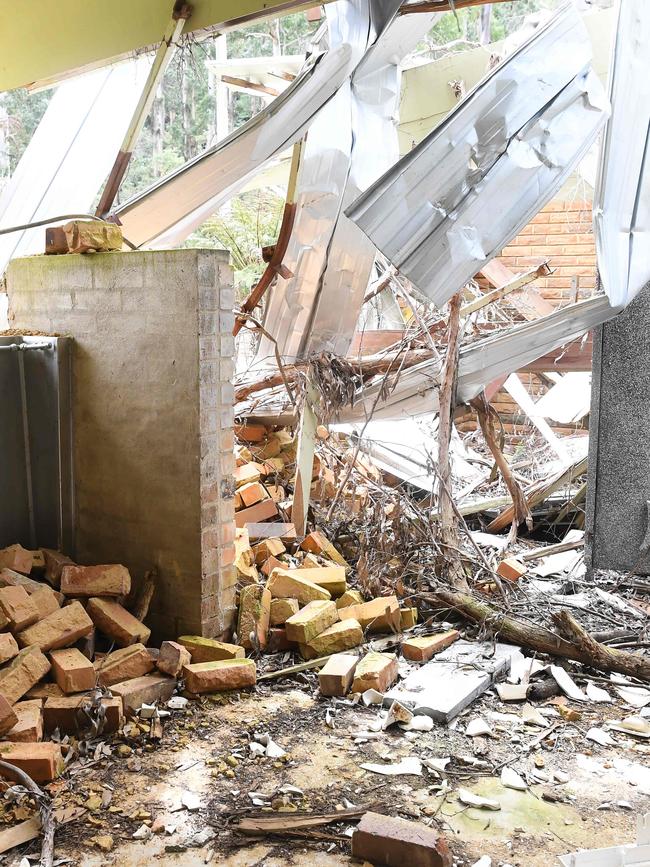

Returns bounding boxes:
[6,249,236,640]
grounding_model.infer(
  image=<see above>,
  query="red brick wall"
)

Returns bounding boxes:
[498,199,596,306]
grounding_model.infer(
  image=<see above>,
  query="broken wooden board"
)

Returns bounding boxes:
[385,640,519,722]
[236,807,366,835]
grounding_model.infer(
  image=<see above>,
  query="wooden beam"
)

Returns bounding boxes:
[220,74,280,97]
[401,0,519,15]
[461,262,551,316]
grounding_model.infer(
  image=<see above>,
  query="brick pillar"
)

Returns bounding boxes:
[198,253,237,636]
[6,249,236,640]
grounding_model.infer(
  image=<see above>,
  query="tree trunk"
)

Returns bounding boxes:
[479,4,492,44]
[151,84,165,176]
[425,587,650,681]
[437,292,467,590]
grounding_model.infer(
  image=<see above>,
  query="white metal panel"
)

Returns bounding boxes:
[0,57,152,275]
[593,0,650,308]
[346,3,609,308]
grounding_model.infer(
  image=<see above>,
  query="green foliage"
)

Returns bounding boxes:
[427,0,562,55]
[187,189,284,297]
[1,88,51,175]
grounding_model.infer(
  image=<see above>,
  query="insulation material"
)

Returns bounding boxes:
[346,3,609,308]
[258,4,438,365]
[593,0,650,308]
[0,57,152,275]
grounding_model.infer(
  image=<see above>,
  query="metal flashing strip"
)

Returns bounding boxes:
[258,7,439,365]
[346,3,609,308]
[593,0,650,308]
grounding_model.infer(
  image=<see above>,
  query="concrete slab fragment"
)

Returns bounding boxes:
[385,641,519,723]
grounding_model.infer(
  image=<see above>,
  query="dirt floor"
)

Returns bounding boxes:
[6,674,647,867]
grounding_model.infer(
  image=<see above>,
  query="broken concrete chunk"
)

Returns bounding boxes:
[300,531,349,571]
[496,557,526,582]
[285,600,338,645]
[156,641,192,677]
[336,589,364,610]
[269,597,299,626]
[182,659,256,694]
[0,646,51,704]
[352,810,452,867]
[94,644,155,687]
[319,653,359,697]
[0,741,64,782]
[401,630,460,663]
[177,635,245,663]
[42,548,74,587]
[290,566,346,597]
[30,586,61,621]
[60,564,131,597]
[338,595,400,633]
[50,648,96,694]
[17,600,94,651]
[302,618,363,659]
[86,598,150,647]
[352,652,398,694]
[0,545,33,575]
[458,789,501,811]
[43,695,123,734]
[0,633,19,666]
[266,568,331,605]
[252,538,286,566]
[0,585,39,631]
[110,674,175,713]
[237,585,271,650]
[0,694,18,736]
[386,640,519,723]
[7,699,43,742]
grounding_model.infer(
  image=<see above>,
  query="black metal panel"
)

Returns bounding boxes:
[0,336,73,550]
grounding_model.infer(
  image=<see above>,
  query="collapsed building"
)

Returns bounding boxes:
[0,0,649,865]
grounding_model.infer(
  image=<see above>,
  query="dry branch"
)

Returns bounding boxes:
[425,587,650,681]
[471,394,532,539]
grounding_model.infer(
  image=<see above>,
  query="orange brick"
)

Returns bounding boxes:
[0,693,18,736]
[30,586,61,620]
[234,499,278,528]
[86,598,150,647]
[0,634,18,666]
[401,630,460,662]
[157,641,191,677]
[497,557,526,582]
[110,674,175,713]
[0,586,38,631]
[183,659,256,694]
[0,742,63,782]
[238,481,267,508]
[50,648,96,694]
[17,601,94,652]
[60,564,131,597]
[6,700,43,742]
[0,545,33,575]
[43,695,123,735]
[94,643,155,686]
[42,549,74,588]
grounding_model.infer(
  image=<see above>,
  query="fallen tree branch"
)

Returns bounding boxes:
[424,587,650,681]
[471,394,532,540]
[0,760,54,867]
